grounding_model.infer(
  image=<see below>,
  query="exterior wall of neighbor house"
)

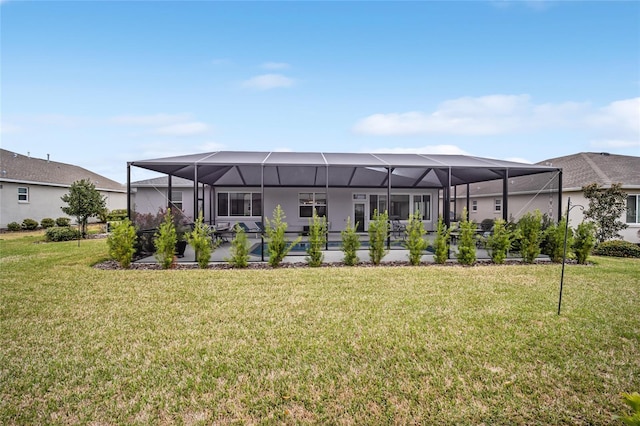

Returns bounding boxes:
[0,181,126,228]
[455,189,640,243]
[131,184,213,222]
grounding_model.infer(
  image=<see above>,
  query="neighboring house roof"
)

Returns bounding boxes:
[131,176,194,187]
[0,149,125,192]
[130,151,560,188]
[542,152,640,190]
[457,152,640,197]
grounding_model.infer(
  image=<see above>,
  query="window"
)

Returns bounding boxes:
[169,191,183,211]
[217,192,262,217]
[369,194,387,219]
[299,192,326,217]
[18,187,28,203]
[627,195,639,224]
[472,200,478,212]
[494,199,502,212]
[390,195,410,220]
[413,195,431,220]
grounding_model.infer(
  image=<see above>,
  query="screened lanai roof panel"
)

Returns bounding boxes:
[265,152,326,165]
[130,151,561,188]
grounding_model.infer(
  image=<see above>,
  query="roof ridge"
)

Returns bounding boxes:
[580,153,611,185]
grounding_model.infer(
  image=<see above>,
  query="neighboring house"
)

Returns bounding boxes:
[454,152,640,243]
[0,149,127,229]
[128,151,560,234]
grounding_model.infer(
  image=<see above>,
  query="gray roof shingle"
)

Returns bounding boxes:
[0,149,125,191]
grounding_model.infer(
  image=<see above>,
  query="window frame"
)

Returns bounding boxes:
[494,198,502,212]
[299,192,326,218]
[472,200,478,212]
[169,191,183,211]
[18,187,29,203]
[412,194,432,221]
[627,194,639,224]
[217,191,262,217]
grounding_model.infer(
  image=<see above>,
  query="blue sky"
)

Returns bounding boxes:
[1,1,639,184]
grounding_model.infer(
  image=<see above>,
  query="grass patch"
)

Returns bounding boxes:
[1,235,639,424]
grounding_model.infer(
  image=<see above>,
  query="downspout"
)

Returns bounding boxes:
[502,169,509,222]
[387,167,392,249]
[193,164,198,221]
[557,170,563,222]
[168,174,173,210]
[261,164,265,262]
[127,162,132,220]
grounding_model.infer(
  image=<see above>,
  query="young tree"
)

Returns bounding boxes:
[306,210,327,267]
[456,208,477,265]
[368,209,389,265]
[573,221,596,265]
[107,219,137,268]
[486,218,512,264]
[265,205,301,267]
[187,211,215,269]
[226,224,250,268]
[60,179,106,238]
[341,217,360,266]
[582,183,628,243]
[517,210,543,264]
[433,216,451,264]
[542,216,573,263]
[154,209,177,269]
[405,211,427,265]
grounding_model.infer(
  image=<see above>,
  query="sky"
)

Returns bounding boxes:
[1,1,639,184]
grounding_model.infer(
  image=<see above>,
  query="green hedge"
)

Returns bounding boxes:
[45,227,82,242]
[593,240,640,258]
[40,218,56,229]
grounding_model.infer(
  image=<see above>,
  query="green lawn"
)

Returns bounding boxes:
[1,235,639,425]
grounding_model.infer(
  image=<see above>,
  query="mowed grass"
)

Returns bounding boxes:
[1,235,639,425]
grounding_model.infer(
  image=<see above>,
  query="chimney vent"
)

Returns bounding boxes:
[47,154,50,163]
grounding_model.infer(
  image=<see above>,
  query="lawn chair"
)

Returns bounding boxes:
[238,222,263,238]
[391,219,406,239]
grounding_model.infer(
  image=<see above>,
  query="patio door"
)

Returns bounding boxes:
[353,202,365,232]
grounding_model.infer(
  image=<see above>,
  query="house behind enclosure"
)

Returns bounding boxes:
[128,151,561,234]
[0,149,127,229]
[453,152,640,243]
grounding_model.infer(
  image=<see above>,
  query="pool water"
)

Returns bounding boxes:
[249,240,433,256]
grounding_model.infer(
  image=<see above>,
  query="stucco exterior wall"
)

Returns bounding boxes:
[132,185,439,232]
[0,181,126,228]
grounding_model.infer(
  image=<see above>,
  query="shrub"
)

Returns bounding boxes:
[405,211,427,265]
[486,219,512,264]
[593,240,640,258]
[21,218,39,230]
[368,209,389,265]
[573,222,596,264]
[56,217,71,227]
[226,224,250,268]
[341,217,360,266]
[40,218,56,229]
[186,212,215,269]
[456,209,476,265]
[480,218,494,232]
[265,205,301,267]
[306,210,327,267]
[7,222,21,231]
[107,209,128,221]
[517,210,543,264]
[433,216,451,264]
[107,219,137,268]
[45,226,81,242]
[154,209,178,269]
[615,392,640,426]
[542,216,573,263]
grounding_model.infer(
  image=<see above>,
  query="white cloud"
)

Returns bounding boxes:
[154,122,209,136]
[110,113,192,126]
[242,74,295,90]
[197,141,226,152]
[261,62,290,70]
[353,94,598,137]
[588,97,640,135]
[590,139,640,149]
[369,144,471,155]
[273,147,293,152]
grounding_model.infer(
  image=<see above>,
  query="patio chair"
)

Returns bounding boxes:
[391,219,406,239]
[238,222,263,238]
